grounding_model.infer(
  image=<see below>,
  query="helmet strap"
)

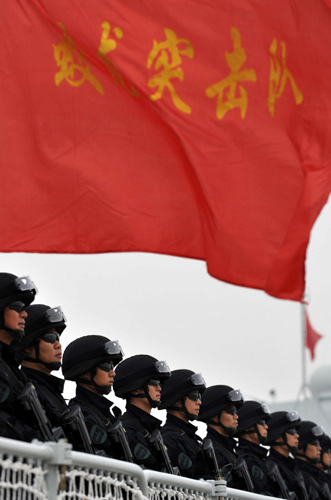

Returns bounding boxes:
[254,423,267,444]
[24,341,61,371]
[296,443,319,464]
[1,321,24,340]
[130,384,161,408]
[278,432,298,455]
[239,425,266,444]
[207,415,236,436]
[0,307,25,340]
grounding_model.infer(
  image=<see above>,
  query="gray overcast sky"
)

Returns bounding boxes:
[1,197,330,411]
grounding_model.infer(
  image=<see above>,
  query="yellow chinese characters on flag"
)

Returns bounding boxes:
[268,39,303,117]
[1,0,331,302]
[98,22,139,97]
[147,29,194,114]
[53,22,104,94]
[206,28,257,119]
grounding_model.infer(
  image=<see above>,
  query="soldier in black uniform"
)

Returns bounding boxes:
[18,304,68,435]
[113,354,171,470]
[199,385,252,491]
[0,273,39,441]
[295,420,325,500]
[317,435,331,495]
[236,400,276,495]
[160,369,207,479]
[266,410,308,499]
[62,335,124,457]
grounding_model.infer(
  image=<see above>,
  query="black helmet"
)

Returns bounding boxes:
[62,335,124,381]
[298,421,324,448]
[297,421,325,464]
[17,304,66,350]
[160,369,206,420]
[113,354,171,407]
[199,385,244,436]
[0,273,37,339]
[199,385,245,422]
[0,274,37,311]
[236,400,271,444]
[236,401,271,433]
[266,410,301,445]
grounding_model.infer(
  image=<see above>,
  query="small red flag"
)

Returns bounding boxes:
[305,309,323,361]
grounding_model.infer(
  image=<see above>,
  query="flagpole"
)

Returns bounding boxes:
[301,303,307,399]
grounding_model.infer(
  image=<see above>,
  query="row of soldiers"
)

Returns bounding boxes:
[0,272,330,500]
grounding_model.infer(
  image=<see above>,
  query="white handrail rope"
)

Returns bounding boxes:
[0,438,283,500]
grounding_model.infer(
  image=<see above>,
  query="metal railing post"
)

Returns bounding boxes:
[42,441,72,500]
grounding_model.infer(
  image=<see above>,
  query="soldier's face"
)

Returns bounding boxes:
[257,421,268,439]
[38,328,62,365]
[4,304,27,331]
[285,430,299,448]
[220,406,238,431]
[94,364,115,390]
[305,442,321,461]
[184,391,201,417]
[147,381,161,404]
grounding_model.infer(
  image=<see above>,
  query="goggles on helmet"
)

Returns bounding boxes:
[0,276,38,298]
[260,403,270,414]
[45,306,66,324]
[15,276,37,292]
[155,360,171,375]
[190,373,206,387]
[228,389,244,402]
[75,340,124,365]
[286,410,300,422]
[102,340,124,357]
[312,425,325,437]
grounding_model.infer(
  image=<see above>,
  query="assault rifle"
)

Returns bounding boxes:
[203,439,222,479]
[319,482,331,500]
[17,382,55,441]
[149,429,180,475]
[106,420,134,463]
[233,456,255,493]
[293,468,309,500]
[62,405,95,455]
[267,462,297,500]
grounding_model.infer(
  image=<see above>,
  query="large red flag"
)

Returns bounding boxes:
[305,309,323,361]
[1,0,331,301]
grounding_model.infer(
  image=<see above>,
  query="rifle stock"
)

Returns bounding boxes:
[106,420,134,462]
[203,438,222,479]
[267,461,297,500]
[16,382,55,442]
[233,456,255,492]
[149,429,179,475]
[63,405,95,454]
